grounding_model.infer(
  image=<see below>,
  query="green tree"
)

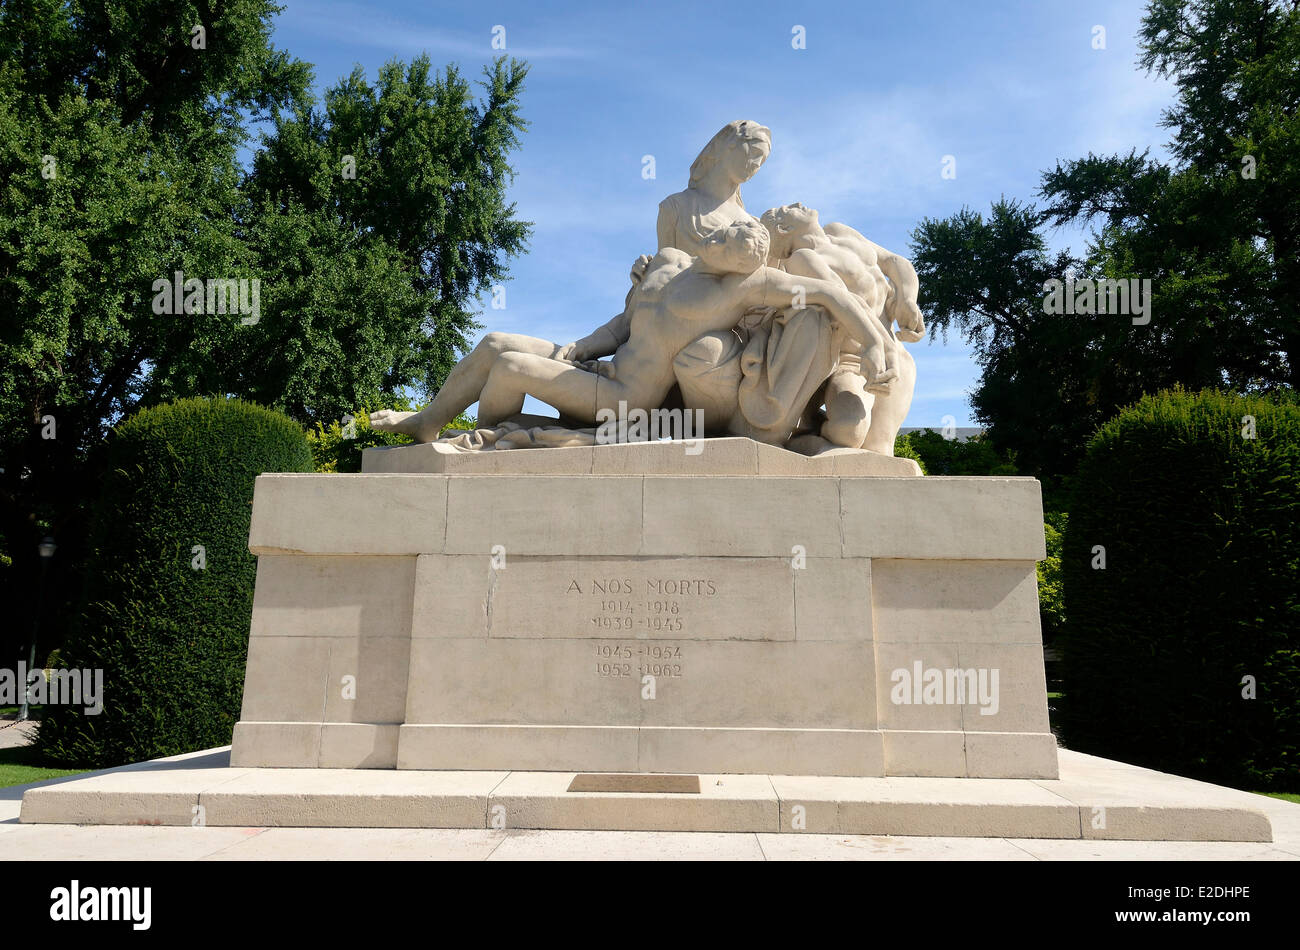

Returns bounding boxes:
[899,428,1018,477]
[240,54,532,419]
[305,407,479,473]
[910,200,1098,476]
[1043,0,1299,390]
[910,0,1300,478]
[0,3,533,668]
[0,0,309,672]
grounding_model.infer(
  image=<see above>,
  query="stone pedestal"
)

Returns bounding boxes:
[230,440,1056,779]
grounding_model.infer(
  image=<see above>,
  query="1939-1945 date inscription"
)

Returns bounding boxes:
[567,575,716,636]
[569,575,715,676]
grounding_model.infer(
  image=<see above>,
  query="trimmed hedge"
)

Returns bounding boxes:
[1060,388,1300,791]
[901,429,1017,477]
[307,399,415,473]
[36,398,313,767]
[306,404,478,473]
[1038,509,1066,641]
[892,432,927,473]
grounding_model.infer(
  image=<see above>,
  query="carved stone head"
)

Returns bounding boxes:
[688,120,772,202]
[698,219,771,275]
[759,203,820,260]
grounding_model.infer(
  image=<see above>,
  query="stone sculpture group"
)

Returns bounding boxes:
[223,122,1062,786]
[371,121,925,456]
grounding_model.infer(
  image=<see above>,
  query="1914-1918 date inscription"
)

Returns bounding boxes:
[570,576,713,676]
[567,575,716,636]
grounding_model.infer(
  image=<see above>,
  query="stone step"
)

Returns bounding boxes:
[19,748,1272,842]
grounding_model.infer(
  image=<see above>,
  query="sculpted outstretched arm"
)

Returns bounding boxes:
[747,268,878,351]
[873,247,924,340]
[825,223,926,339]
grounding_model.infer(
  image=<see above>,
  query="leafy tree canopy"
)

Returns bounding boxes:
[0,1,532,664]
[911,0,1299,477]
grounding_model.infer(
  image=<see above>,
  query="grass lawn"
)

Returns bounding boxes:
[0,707,92,788]
[0,744,89,789]
[1256,792,1300,804]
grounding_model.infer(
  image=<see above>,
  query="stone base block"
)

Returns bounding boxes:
[232,458,1055,779]
[361,437,923,477]
[396,725,886,777]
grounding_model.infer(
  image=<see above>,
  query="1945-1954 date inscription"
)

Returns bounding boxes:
[594,642,684,677]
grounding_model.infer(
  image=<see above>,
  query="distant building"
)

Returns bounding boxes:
[900,427,986,444]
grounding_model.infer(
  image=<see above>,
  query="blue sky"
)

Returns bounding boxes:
[266,0,1176,427]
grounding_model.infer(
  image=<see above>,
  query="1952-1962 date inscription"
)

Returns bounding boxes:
[593,642,684,677]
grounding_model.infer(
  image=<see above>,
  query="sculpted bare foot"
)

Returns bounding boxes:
[369,409,446,444]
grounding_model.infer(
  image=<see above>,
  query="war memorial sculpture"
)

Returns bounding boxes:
[229,120,1060,780]
[19,123,1272,842]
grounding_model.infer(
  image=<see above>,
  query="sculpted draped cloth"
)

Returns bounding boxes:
[731,305,843,444]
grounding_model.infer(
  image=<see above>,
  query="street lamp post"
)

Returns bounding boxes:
[17,537,56,723]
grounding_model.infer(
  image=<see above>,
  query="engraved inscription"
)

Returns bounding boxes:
[483,557,794,642]
[594,641,685,677]
[570,574,717,635]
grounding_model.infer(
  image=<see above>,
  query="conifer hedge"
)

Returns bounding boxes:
[37,398,313,767]
[1060,389,1300,791]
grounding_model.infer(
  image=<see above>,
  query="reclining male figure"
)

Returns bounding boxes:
[369,257,651,444]
[375,219,885,438]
